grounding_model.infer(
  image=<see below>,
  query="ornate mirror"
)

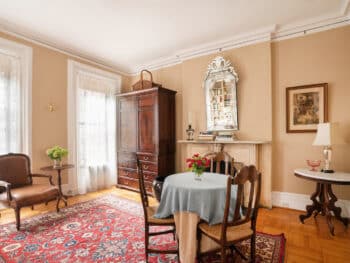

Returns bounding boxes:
[204,56,239,131]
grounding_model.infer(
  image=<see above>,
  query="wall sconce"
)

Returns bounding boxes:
[48,103,55,112]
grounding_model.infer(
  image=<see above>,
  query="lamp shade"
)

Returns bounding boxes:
[313,122,342,146]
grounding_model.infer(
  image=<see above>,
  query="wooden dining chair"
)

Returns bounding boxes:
[136,158,179,262]
[204,150,235,176]
[197,165,261,263]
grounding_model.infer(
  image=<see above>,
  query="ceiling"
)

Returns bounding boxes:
[0,0,348,74]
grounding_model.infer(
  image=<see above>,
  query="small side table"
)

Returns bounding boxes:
[294,169,350,235]
[41,164,74,207]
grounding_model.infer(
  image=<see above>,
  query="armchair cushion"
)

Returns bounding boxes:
[0,184,59,208]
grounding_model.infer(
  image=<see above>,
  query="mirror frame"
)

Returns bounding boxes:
[204,56,239,132]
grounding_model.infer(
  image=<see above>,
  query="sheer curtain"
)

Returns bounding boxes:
[76,72,117,194]
[0,52,21,154]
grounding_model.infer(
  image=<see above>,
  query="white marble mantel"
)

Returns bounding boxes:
[177,139,272,207]
[177,140,271,170]
[177,140,270,145]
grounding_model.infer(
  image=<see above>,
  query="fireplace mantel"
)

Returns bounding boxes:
[177,140,270,145]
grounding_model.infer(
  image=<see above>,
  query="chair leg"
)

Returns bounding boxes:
[56,197,60,212]
[176,237,180,263]
[251,234,256,263]
[197,230,202,263]
[173,226,176,240]
[14,207,21,230]
[229,245,234,257]
[220,246,227,263]
[145,225,149,263]
[232,245,248,261]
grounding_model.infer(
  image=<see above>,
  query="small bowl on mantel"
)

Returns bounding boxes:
[307,160,321,172]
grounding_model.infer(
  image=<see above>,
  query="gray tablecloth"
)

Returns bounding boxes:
[154,172,237,225]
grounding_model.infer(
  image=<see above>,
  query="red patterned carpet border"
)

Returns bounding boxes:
[0,194,285,262]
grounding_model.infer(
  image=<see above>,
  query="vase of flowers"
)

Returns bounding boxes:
[46,146,68,168]
[186,153,210,181]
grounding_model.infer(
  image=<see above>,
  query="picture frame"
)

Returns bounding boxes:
[286,83,328,133]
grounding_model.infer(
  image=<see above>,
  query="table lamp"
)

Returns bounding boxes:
[312,122,341,173]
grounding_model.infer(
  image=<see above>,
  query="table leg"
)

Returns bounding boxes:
[323,183,335,235]
[299,183,322,223]
[326,184,348,227]
[57,169,68,207]
[301,182,348,235]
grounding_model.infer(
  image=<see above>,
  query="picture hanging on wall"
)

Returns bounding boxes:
[286,83,328,133]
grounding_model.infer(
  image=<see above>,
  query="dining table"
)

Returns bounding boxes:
[154,172,238,263]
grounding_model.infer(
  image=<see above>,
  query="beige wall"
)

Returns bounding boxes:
[0,32,131,183]
[1,24,350,201]
[272,25,350,200]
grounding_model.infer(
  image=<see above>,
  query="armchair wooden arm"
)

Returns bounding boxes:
[0,180,12,201]
[31,174,54,185]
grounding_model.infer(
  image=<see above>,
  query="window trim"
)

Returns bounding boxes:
[67,60,121,194]
[0,37,32,156]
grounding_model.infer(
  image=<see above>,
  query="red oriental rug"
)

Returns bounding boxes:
[0,195,285,263]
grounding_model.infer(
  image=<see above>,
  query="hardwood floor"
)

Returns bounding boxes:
[1,187,349,263]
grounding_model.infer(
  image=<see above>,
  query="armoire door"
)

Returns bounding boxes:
[138,94,157,153]
[117,96,137,152]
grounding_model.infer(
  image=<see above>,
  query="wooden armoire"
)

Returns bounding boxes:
[116,87,176,194]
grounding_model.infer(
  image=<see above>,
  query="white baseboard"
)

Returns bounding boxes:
[272,191,350,218]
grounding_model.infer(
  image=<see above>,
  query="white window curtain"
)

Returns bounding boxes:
[68,61,120,195]
[77,73,117,193]
[0,38,32,156]
[0,52,21,154]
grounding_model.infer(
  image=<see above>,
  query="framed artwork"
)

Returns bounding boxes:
[286,83,328,133]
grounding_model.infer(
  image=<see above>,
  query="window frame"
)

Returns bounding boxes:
[0,37,32,156]
[67,60,121,194]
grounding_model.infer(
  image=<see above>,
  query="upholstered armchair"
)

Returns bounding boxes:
[0,153,60,230]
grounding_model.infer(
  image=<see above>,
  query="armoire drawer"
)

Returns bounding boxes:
[143,171,157,183]
[118,177,138,189]
[118,177,153,194]
[118,168,156,182]
[118,168,137,179]
[137,153,157,163]
[139,162,158,173]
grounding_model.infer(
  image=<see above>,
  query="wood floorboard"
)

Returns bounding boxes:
[1,187,349,262]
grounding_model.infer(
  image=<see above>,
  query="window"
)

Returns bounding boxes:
[0,37,32,155]
[68,60,120,194]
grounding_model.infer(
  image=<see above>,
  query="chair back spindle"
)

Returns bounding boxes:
[204,151,234,176]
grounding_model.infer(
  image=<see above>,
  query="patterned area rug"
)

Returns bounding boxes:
[0,195,285,263]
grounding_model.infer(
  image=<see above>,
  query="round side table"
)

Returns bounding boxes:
[294,169,350,235]
[41,164,74,207]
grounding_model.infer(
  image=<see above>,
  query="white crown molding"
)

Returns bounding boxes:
[131,5,350,75]
[0,2,349,76]
[0,18,130,76]
[272,9,350,41]
[272,191,350,218]
[131,25,275,75]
